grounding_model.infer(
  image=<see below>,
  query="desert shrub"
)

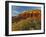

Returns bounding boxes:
[30,19,41,30]
[12,19,32,31]
[12,18,41,31]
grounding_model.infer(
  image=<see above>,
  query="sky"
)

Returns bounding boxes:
[12,6,41,16]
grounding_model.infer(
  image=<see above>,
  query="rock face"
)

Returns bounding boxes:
[12,9,41,31]
[12,9,41,23]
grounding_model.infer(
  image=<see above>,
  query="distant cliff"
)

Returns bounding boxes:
[12,9,41,23]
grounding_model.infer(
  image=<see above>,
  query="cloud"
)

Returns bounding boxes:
[12,11,19,16]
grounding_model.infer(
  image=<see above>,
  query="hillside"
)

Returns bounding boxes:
[12,9,41,31]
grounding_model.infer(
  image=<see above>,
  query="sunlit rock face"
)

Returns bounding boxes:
[12,9,41,23]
